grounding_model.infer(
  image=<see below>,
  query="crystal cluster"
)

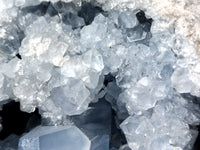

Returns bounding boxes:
[0,0,199,150]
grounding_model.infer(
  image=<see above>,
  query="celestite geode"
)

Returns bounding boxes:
[0,0,200,150]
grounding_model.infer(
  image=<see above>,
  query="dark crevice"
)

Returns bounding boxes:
[103,73,129,149]
[62,12,85,29]
[21,1,105,30]
[53,2,84,29]
[22,2,58,17]
[104,73,116,87]
[136,10,153,32]
[124,10,153,45]
[46,2,59,17]
[21,2,51,16]
[22,1,104,29]
[16,53,22,59]
[78,2,103,25]
[0,101,41,140]
[181,93,200,104]
[110,109,128,149]
[193,125,200,150]
[181,93,200,150]
[53,2,77,14]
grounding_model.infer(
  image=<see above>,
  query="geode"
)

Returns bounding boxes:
[0,0,200,150]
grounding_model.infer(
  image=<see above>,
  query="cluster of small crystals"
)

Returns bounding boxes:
[98,0,200,98]
[0,0,200,150]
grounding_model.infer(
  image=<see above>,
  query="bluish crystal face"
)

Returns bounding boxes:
[0,0,199,150]
[18,126,91,150]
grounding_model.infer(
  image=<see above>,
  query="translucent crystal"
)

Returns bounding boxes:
[126,25,147,42]
[0,22,23,55]
[118,11,138,28]
[70,99,111,149]
[120,94,199,150]
[171,68,194,93]
[90,135,109,150]
[80,14,107,47]
[18,126,91,150]
[50,79,90,115]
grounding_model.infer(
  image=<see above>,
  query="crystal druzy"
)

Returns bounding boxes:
[0,0,200,150]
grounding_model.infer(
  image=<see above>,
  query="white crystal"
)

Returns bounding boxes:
[50,79,90,115]
[118,11,138,28]
[80,14,107,47]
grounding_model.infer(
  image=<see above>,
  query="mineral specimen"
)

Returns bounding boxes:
[0,0,199,150]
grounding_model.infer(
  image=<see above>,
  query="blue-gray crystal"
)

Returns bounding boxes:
[18,126,91,150]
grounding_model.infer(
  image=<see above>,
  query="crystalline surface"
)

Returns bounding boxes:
[0,0,200,150]
[120,93,200,150]
[51,79,90,115]
[70,99,111,149]
[90,135,109,150]
[18,126,91,150]
[118,11,138,29]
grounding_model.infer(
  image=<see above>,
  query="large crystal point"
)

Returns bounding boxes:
[18,126,91,150]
